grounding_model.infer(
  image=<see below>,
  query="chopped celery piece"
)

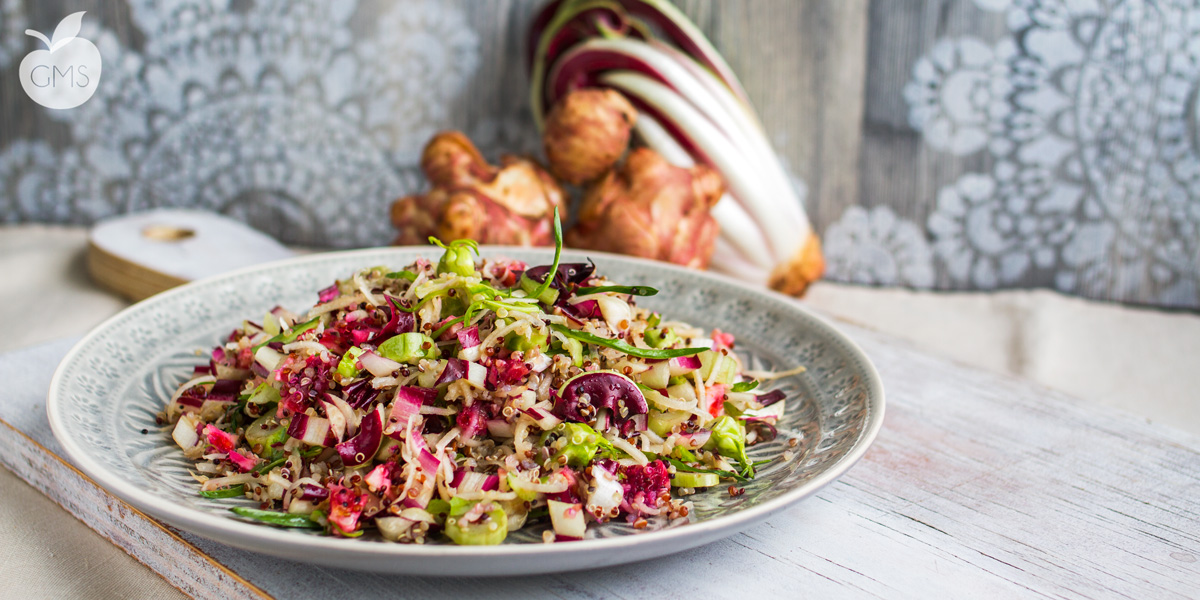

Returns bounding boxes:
[445,503,508,546]
[519,272,560,305]
[448,496,476,517]
[698,350,716,379]
[506,474,540,502]
[714,358,738,384]
[671,472,720,488]
[426,499,451,518]
[246,382,280,406]
[505,328,549,352]
[698,350,737,384]
[643,327,663,348]
[648,409,689,437]
[337,347,366,379]
[562,337,583,367]
[378,332,440,364]
[245,413,288,456]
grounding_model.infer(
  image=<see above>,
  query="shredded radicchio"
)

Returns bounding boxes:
[756,389,786,407]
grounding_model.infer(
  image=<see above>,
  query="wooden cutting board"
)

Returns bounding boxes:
[87,210,294,301]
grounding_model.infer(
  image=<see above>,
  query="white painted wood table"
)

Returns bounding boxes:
[1,317,1197,599]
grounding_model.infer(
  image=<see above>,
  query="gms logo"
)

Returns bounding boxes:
[19,12,102,109]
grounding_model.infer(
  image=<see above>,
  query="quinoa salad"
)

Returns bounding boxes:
[164,217,793,544]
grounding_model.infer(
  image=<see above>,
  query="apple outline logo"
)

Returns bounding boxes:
[19,11,102,110]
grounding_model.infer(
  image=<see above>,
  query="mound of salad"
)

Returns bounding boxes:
[164,213,793,544]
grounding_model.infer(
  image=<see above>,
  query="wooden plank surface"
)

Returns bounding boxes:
[0,338,264,600]
[3,319,1198,598]
[0,420,267,599]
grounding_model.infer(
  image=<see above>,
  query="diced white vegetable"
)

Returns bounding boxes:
[323,400,346,442]
[466,361,488,388]
[172,414,200,450]
[666,382,698,404]
[416,360,444,388]
[375,516,415,542]
[287,499,314,515]
[254,346,284,371]
[298,416,331,446]
[743,398,786,420]
[458,344,482,362]
[668,356,702,377]
[359,351,401,377]
[548,500,587,539]
[586,467,624,518]
[595,295,632,333]
[637,361,671,390]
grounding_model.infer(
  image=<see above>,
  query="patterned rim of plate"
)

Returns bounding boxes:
[47,246,885,573]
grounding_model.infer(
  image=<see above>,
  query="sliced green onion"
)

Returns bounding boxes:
[230,507,322,529]
[731,381,760,393]
[528,207,563,302]
[575,285,658,296]
[428,237,480,253]
[387,270,418,281]
[386,294,422,314]
[664,457,750,483]
[252,316,320,353]
[431,315,466,339]
[550,324,705,359]
[254,456,287,474]
[199,484,245,499]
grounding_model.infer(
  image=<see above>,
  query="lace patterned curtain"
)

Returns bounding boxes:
[0,0,1196,309]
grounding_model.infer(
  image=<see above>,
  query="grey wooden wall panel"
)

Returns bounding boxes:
[0,0,1196,309]
[857,0,1010,286]
[679,0,869,231]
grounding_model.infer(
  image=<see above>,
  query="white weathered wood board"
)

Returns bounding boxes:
[88,209,295,301]
[2,319,1198,599]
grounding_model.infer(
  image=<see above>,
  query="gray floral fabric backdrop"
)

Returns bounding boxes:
[1,0,1197,309]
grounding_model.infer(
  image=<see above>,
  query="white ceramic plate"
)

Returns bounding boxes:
[48,247,884,575]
